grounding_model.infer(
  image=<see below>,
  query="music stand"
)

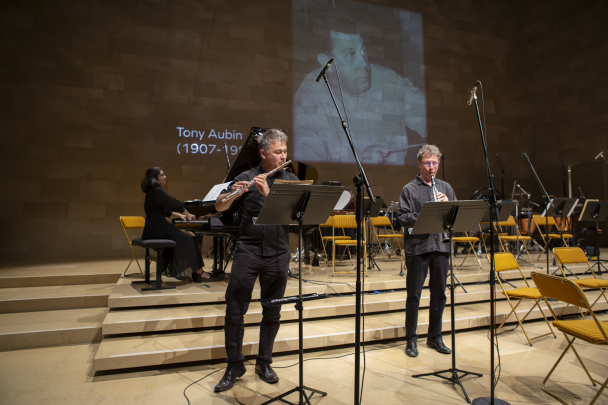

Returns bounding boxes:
[364,197,383,271]
[411,200,487,403]
[579,200,608,275]
[256,183,342,405]
[543,197,578,275]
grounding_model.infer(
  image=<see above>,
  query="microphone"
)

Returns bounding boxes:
[516,184,530,199]
[578,187,585,199]
[315,58,334,82]
[224,140,231,170]
[466,85,477,105]
[595,150,605,159]
[261,293,327,307]
[522,152,529,159]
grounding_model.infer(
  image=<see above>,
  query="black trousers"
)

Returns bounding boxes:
[405,251,449,343]
[224,244,290,365]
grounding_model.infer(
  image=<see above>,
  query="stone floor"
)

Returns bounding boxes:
[1,314,607,405]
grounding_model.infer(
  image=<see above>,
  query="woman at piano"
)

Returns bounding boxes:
[141,167,210,282]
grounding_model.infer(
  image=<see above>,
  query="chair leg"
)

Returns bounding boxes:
[141,248,176,291]
[542,336,575,404]
[124,246,144,277]
[590,376,608,405]
[568,337,601,386]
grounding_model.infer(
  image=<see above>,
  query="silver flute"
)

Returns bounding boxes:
[220,160,292,203]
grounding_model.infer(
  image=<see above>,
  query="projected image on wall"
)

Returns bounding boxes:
[292,1,426,166]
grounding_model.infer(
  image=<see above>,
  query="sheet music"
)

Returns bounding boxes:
[203,182,232,202]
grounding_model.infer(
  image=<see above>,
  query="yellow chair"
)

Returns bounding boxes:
[553,247,608,313]
[318,216,351,265]
[493,252,556,345]
[531,272,608,405]
[119,216,146,277]
[495,215,535,265]
[370,216,402,261]
[332,215,366,276]
[533,215,573,260]
[451,232,482,269]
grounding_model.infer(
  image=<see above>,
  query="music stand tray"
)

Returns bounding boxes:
[411,200,487,403]
[256,183,342,405]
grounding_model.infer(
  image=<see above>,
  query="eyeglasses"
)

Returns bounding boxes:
[421,161,439,168]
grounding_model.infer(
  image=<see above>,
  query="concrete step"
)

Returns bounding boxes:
[95,298,607,372]
[0,307,107,350]
[0,261,123,288]
[106,264,593,309]
[102,282,508,335]
[0,284,115,313]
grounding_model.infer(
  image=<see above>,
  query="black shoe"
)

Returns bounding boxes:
[255,363,279,384]
[426,338,451,354]
[405,341,418,357]
[214,363,246,393]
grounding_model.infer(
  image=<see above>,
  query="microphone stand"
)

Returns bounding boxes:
[496,154,505,198]
[560,158,567,197]
[469,81,511,405]
[522,153,555,274]
[437,141,448,181]
[319,61,375,405]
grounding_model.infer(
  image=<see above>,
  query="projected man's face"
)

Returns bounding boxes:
[326,31,371,95]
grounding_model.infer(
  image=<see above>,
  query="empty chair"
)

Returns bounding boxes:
[531,272,608,405]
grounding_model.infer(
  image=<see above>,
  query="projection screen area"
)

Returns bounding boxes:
[291,0,426,166]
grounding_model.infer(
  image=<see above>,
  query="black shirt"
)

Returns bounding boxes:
[397,174,457,256]
[222,164,299,257]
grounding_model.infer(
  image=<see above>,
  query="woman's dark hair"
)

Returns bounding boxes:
[141,167,163,193]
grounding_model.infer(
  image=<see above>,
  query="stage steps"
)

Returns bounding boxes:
[0,283,115,313]
[0,260,123,350]
[92,261,606,371]
[0,307,107,350]
[107,264,575,309]
[102,283,505,335]
[94,297,608,371]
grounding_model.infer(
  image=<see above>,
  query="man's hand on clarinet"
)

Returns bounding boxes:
[436,192,448,202]
[253,174,269,197]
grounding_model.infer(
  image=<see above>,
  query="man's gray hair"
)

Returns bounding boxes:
[417,144,442,161]
[258,129,288,154]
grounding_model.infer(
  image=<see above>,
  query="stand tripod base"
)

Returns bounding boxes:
[261,385,327,405]
[413,368,482,403]
[472,397,511,405]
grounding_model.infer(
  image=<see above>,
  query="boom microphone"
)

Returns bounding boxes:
[595,149,605,159]
[466,85,477,105]
[315,58,334,82]
[522,152,529,159]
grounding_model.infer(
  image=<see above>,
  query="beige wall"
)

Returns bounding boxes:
[0,0,606,260]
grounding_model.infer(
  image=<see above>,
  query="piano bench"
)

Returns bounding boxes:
[130,238,177,291]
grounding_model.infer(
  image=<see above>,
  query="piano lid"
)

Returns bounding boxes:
[223,127,318,184]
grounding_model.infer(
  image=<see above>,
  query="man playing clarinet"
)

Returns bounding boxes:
[214,129,299,392]
[398,144,456,358]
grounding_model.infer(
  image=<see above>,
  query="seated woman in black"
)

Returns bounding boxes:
[141,167,210,282]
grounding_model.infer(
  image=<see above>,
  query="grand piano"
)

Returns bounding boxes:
[176,127,320,277]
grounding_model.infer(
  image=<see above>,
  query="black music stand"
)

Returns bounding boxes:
[579,200,608,275]
[364,197,383,271]
[411,200,487,403]
[256,183,342,405]
[542,197,578,275]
